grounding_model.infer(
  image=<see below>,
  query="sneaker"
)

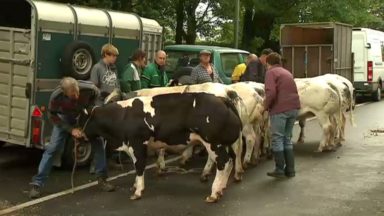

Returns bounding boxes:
[29,185,41,199]
[97,177,115,192]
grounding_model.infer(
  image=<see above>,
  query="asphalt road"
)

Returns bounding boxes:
[1,99,384,216]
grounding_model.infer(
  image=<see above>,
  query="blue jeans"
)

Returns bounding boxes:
[31,125,107,187]
[270,109,299,152]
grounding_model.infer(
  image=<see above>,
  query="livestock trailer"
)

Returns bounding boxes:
[280,22,353,81]
[0,0,163,166]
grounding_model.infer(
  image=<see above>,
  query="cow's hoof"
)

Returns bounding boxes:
[234,173,243,182]
[130,194,142,200]
[157,168,167,176]
[200,175,209,183]
[297,139,305,145]
[242,162,248,170]
[205,196,219,203]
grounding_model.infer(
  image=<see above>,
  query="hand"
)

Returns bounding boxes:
[71,128,83,139]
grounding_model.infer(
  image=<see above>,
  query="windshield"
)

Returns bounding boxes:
[165,51,201,73]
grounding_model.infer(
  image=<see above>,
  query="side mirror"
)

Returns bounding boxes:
[365,43,371,49]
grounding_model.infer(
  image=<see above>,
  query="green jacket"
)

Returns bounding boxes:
[141,63,169,88]
[120,62,142,93]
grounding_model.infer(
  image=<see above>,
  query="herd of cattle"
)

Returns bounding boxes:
[79,74,355,203]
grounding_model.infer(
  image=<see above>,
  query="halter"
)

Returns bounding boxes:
[80,105,99,134]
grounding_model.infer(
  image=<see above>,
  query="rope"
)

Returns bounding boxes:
[71,138,80,194]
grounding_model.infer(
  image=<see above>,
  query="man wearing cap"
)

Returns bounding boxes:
[190,50,223,84]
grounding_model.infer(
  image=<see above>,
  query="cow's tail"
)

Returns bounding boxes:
[343,82,356,127]
[327,82,343,135]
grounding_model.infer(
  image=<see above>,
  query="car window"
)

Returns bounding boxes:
[165,51,199,73]
[220,53,242,77]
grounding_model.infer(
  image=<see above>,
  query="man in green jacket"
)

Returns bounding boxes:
[120,49,147,92]
[141,50,168,88]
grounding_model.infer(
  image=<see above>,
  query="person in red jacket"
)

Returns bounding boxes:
[264,52,300,178]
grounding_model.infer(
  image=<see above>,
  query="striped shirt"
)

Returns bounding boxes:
[190,64,223,84]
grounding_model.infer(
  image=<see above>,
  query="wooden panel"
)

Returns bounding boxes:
[321,46,333,74]
[0,116,7,127]
[13,65,29,76]
[13,75,27,86]
[0,84,8,94]
[0,105,9,115]
[281,26,333,45]
[282,47,293,73]
[293,47,306,78]
[0,41,10,52]
[307,47,320,77]
[12,86,26,97]
[0,95,9,106]
[11,108,26,118]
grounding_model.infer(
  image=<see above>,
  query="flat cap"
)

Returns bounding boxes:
[199,49,211,55]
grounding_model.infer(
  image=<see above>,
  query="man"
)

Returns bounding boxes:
[190,50,223,84]
[29,77,115,199]
[90,43,120,104]
[120,49,147,92]
[264,52,300,178]
[231,54,257,83]
[240,48,273,83]
[141,50,168,88]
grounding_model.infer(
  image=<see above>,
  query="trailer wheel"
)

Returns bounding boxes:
[62,41,95,80]
[62,138,92,169]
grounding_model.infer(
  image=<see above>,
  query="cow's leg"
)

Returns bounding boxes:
[206,147,232,203]
[231,135,244,182]
[297,119,306,144]
[129,140,148,200]
[179,144,194,166]
[316,114,333,152]
[338,113,347,146]
[156,148,166,175]
[242,124,256,168]
[200,156,215,182]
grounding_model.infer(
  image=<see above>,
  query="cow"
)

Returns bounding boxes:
[294,78,343,152]
[80,92,242,202]
[297,75,355,150]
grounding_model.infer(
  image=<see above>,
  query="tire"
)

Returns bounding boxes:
[62,138,93,169]
[62,41,96,80]
[372,85,382,102]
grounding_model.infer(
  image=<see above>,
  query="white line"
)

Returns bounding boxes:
[0,156,182,216]
[293,102,371,125]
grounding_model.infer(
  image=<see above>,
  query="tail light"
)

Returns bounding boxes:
[367,61,373,82]
[32,107,43,145]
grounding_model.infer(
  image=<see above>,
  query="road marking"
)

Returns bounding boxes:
[0,156,182,216]
[293,101,372,125]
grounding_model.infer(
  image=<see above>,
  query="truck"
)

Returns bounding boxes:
[352,28,384,101]
[0,0,163,167]
[280,22,354,82]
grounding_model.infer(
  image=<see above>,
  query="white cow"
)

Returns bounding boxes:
[295,78,343,152]
[297,75,355,150]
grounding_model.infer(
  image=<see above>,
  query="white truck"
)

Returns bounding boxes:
[352,28,384,101]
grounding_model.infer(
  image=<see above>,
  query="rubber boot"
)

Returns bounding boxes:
[267,151,286,178]
[284,149,295,177]
[97,177,115,192]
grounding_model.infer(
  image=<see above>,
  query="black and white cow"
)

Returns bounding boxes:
[80,92,242,202]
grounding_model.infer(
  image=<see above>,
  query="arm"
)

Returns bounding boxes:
[264,70,277,110]
[140,66,152,88]
[90,64,100,88]
[190,67,198,84]
[120,65,133,93]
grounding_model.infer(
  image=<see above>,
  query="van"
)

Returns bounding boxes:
[352,28,384,101]
[0,0,163,167]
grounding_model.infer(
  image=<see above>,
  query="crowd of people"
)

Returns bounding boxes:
[28,43,300,200]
